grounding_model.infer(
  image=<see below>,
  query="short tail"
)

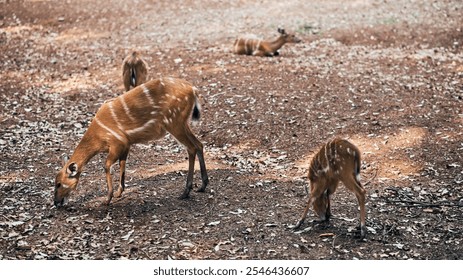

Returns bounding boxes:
[354,151,361,182]
[130,68,136,87]
[192,95,201,121]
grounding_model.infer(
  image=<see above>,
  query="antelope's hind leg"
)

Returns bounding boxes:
[342,174,367,239]
[190,134,208,193]
[180,125,208,193]
[169,126,200,199]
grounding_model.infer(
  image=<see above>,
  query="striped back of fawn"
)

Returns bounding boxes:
[294,138,367,239]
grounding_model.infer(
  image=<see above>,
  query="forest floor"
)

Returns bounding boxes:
[1,0,462,259]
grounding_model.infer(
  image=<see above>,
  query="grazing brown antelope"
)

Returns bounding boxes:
[122,51,149,91]
[232,28,301,57]
[294,138,367,239]
[54,78,208,207]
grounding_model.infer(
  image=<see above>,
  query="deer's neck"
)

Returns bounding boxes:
[268,36,286,52]
[68,125,102,172]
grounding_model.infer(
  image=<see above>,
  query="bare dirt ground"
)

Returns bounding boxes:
[1,0,462,260]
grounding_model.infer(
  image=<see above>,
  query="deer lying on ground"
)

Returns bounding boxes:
[122,51,149,91]
[54,78,209,207]
[294,138,367,239]
[232,28,301,57]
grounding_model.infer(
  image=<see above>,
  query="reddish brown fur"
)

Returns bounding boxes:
[294,138,367,239]
[122,51,149,91]
[54,78,208,206]
[232,28,301,56]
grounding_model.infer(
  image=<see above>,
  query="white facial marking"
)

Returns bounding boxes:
[322,165,330,173]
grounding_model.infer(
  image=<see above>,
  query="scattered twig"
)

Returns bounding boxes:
[1,214,13,222]
[331,234,344,254]
[139,248,152,259]
[381,224,396,243]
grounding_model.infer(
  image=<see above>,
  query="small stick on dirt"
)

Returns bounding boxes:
[331,234,345,254]
[1,214,13,222]
[139,248,152,259]
[382,224,396,243]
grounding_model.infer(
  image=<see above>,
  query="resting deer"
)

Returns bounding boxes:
[54,78,208,207]
[294,138,367,239]
[232,28,301,57]
[122,51,149,91]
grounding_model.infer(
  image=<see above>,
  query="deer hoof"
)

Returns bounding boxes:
[196,184,207,193]
[179,192,190,200]
[114,189,123,198]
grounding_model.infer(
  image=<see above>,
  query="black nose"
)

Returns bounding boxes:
[54,199,63,207]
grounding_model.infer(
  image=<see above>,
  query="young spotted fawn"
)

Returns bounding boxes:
[294,138,367,239]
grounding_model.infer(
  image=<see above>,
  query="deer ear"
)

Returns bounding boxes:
[66,162,79,178]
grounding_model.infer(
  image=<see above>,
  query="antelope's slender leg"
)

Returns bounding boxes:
[184,126,208,192]
[114,149,129,198]
[342,174,367,238]
[168,125,199,199]
[179,148,196,199]
[294,180,327,229]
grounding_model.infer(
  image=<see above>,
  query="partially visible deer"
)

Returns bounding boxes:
[294,138,367,239]
[122,51,149,91]
[54,78,208,207]
[233,28,301,57]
